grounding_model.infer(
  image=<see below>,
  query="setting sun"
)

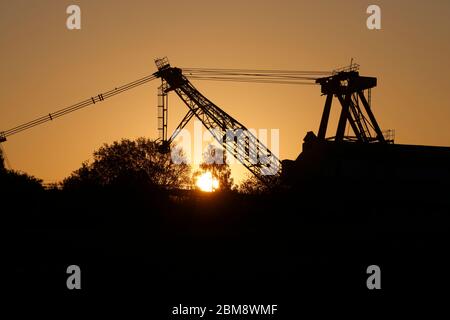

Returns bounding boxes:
[196,171,219,192]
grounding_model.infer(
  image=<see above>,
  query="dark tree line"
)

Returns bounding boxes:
[1,138,266,195]
[62,138,191,191]
[0,147,43,193]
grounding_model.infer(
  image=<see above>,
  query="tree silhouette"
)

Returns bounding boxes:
[237,174,268,194]
[0,147,43,192]
[63,138,191,190]
[0,148,5,174]
[1,170,43,192]
[195,145,233,191]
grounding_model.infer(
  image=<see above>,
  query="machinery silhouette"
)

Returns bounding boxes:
[0,57,322,182]
[0,57,423,186]
[154,57,284,184]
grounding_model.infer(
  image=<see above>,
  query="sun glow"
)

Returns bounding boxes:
[196,171,219,192]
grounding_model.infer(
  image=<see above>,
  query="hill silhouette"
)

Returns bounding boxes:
[4,137,450,315]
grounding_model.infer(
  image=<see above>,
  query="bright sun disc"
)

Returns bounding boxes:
[196,171,219,192]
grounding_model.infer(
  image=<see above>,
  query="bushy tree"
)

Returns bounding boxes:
[1,170,43,191]
[237,174,268,195]
[0,147,43,192]
[63,138,191,190]
[195,145,233,191]
[0,148,5,174]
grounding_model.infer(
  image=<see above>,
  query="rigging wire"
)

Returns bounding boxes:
[186,76,316,85]
[182,67,331,75]
[182,67,331,85]
[1,74,157,139]
[0,67,331,141]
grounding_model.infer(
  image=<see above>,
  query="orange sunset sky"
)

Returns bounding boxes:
[1,0,449,184]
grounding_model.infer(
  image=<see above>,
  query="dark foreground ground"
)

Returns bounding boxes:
[4,180,450,316]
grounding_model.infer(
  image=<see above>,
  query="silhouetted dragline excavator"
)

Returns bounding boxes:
[0,57,391,184]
